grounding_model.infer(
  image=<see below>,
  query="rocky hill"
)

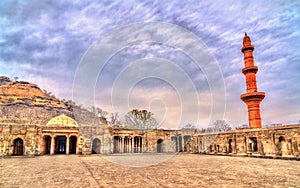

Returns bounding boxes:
[0,76,103,127]
[0,76,67,109]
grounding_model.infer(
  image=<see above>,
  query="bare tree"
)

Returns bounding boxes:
[213,120,231,132]
[96,107,108,118]
[182,123,196,129]
[236,124,248,129]
[205,120,231,132]
[14,77,19,82]
[106,112,121,127]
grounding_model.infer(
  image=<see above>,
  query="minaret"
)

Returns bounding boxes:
[240,33,265,128]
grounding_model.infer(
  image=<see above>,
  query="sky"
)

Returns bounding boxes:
[0,0,299,129]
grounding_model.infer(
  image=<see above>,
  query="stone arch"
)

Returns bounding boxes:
[55,135,67,154]
[279,136,289,155]
[92,138,101,154]
[183,135,191,152]
[279,136,285,142]
[13,138,23,156]
[249,137,258,152]
[157,139,163,153]
[199,140,203,153]
[69,135,77,154]
[43,135,51,154]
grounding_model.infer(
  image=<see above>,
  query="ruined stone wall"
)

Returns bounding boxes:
[144,129,176,153]
[80,128,112,155]
[0,124,41,156]
[188,125,300,157]
[1,103,299,157]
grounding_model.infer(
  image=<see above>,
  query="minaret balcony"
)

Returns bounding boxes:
[242,66,258,75]
[241,45,254,52]
[240,92,265,102]
[241,45,254,53]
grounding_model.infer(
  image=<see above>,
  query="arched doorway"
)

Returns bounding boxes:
[249,137,258,152]
[69,136,77,154]
[44,136,51,154]
[55,136,66,154]
[183,135,191,152]
[228,139,232,153]
[199,141,203,153]
[178,136,182,152]
[13,138,24,155]
[92,138,101,154]
[113,136,121,153]
[157,139,163,153]
[279,136,288,155]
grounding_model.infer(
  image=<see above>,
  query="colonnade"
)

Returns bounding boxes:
[171,135,192,152]
[113,136,142,153]
[43,134,78,155]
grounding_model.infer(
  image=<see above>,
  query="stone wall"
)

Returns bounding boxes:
[0,124,40,156]
[1,110,299,158]
[189,124,300,157]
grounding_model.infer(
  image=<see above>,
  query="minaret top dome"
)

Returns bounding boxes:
[241,32,254,52]
[243,32,252,46]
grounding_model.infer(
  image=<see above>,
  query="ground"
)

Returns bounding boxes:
[1,154,300,187]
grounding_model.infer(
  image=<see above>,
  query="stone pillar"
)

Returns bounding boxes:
[121,137,124,153]
[233,134,237,154]
[140,137,143,153]
[76,136,79,155]
[176,137,179,152]
[129,138,132,153]
[123,137,125,153]
[126,137,129,153]
[118,137,121,153]
[244,137,247,153]
[50,136,55,155]
[125,137,127,153]
[136,138,139,152]
[134,137,136,153]
[293,141,299,156]
[258,140,264,155]
[66,136,70,155]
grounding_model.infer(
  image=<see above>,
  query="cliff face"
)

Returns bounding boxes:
[0,76,102,127]
[0,76,72,125]
[0,80,67,109]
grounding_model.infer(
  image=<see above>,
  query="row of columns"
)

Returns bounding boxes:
[114,136,142,153]
[47,134,78,155]
[171,135,193,152]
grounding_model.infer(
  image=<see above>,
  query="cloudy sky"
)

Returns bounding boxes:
[0,0,299,128]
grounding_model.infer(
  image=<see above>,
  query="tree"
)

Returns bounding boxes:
[212,120,231,132]
[96,107,108,118]
[106,112,121,127]
[236,124,248,129]
[14,77,19,82]
[182,123,196,129]
[124,109,158,130]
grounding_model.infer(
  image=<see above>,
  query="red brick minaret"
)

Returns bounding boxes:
[240,33,265,128]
